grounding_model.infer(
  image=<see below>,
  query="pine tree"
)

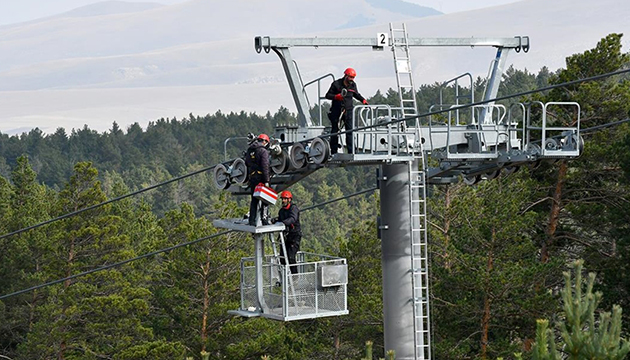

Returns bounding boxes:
[17,162,176,359]
[430,173,560,359]
[0,156,53,358]
[522,260,630,360]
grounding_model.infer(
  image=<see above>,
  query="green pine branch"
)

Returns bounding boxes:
[524,260,630,360]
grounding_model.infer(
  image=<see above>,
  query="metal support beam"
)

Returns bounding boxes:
[480,47,512,124]
[271,48,313,128]
[255,36,529,49]
[380,161,418,360]
[254,233,268,312]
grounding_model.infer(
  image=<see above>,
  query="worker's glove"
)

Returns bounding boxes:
[270,217,279,224]
[334,93,344,101]
[362,99,368,105]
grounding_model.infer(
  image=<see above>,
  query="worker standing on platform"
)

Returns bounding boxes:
[325,67,368,155]
[273,190,301,274]
[245,133,271,226]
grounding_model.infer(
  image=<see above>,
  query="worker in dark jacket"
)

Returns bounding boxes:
[244,133,271,226]
[272,190,301,274]
[325,67,368,154]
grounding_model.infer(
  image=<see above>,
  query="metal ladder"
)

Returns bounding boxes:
[268,232,297,306]
[390,23,419,119]
[408,154,431,360]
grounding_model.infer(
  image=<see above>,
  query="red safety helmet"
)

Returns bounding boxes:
[280,190,292,199]
[258,133,270,142]
[344,67,357,77]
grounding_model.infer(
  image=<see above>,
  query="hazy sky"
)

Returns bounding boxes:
[0,0,184,25]
[0,0,521,26]
[408,0,521,13]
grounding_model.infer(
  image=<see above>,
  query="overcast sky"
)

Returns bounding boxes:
[0,0,521,26]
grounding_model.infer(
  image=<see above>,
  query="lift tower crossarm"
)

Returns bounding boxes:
[254,35,529,131]
[255,36,528,50]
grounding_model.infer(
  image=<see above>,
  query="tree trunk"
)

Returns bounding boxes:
[200,252,211,352]
[59,237,75,360]
[444,185,452,269]
[542,160,568,263]
[481,229,495,360]
[28,261,40,331]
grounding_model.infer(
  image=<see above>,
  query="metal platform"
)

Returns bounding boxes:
[234,253,348,321]
[213,218,285,234]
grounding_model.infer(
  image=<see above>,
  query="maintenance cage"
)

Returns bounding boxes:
[234,252,348,321]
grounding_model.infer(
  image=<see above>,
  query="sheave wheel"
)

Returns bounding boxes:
[231,158,248,185]
[462,174,481,186]
[213,163,230,190]
[502,166,519,176]
[289,143,307,169]
[271,150,289,174]
[484,169,501,180]
[310,137,330,165]
[545,138,559,151]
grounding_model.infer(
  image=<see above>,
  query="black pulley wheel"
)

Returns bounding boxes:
[289,143,307,169]
[231,158,248,185]
[271,150,289,174]
[310,137,330,165]
[213,163,230,190]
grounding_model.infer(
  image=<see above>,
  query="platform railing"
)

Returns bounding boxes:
[427,103,506,159]
[238,252,348,321]
[504,101,582,159]
[352,105,422,156]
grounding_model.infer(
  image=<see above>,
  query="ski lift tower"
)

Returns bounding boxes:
[214,24,583,360]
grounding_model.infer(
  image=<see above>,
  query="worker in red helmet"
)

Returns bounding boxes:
[272,190,301,274]
[244,133,271,226]
[325,67,368,155]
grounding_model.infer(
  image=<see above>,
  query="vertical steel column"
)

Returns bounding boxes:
[380,160,419,360]
[480,47,511,124]
[271,48,313,128]
[254,233,268,312]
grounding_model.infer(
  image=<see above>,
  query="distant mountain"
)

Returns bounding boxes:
[337,0,442,29]
[0,1,164,29]
[55,1,164,18]
[0,0,628,135]
[366,0,441,18]
[0,0,440,82]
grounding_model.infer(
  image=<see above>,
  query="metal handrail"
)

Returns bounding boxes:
[302,73,336,127]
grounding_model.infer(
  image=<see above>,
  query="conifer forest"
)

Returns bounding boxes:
[1,34,630,359]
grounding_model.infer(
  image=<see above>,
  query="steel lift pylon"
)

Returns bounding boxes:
[213,24,582,360]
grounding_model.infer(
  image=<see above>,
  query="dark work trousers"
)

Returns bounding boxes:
[280,233,301,274]
[330,110,354,154]
[248,179,266,226]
